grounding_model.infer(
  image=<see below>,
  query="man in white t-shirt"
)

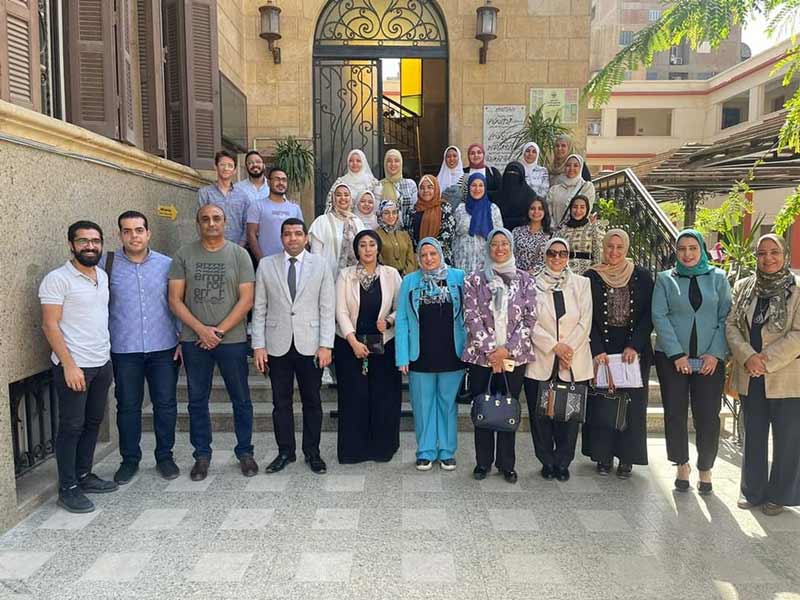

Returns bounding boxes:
[39,220,118,513]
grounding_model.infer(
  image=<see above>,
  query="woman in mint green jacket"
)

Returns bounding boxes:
[652,229,731,496]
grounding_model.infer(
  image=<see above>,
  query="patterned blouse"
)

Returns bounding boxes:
[525,165,550,199]
[452,203,504,274]
[382,178,418,225]
[556,221,605,275]
[407,200,456,266]
[511,225,551,274]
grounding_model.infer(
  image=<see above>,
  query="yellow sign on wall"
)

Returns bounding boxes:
[157,204,178,220]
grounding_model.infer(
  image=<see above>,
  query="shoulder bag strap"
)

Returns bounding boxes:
[105,251,115,307]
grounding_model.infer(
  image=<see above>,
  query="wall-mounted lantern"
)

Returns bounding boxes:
[259,1,282,64]
[476,1,499,65]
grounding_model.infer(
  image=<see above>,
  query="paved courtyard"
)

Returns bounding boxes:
[1,432,799,600]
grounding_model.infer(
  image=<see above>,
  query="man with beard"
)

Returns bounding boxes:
[101,211,181,485]
[197,150,250,246]
[39,221,117,513]
[240,150,270,206]
[246,167,304,261]
[168,204,257,481]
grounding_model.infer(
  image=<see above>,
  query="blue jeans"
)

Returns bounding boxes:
[112,348,178,464]
[181,341,253,459]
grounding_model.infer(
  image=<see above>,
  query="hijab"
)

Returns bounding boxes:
[564,194,591,228]
[326,180,359,270]
[535,238,572,293]
[521,142,542,179]
[734,234,796,336]
[500,161,537,228]
[589,229,635,288]
[557,154,586,188]
[437,146,464,191]
[340,149,376,189]
[380,149,403,202]
[417,237,451,301]
[377,199,401,233]
[465,172,493,239]
[467,143,486,171]
[414,175,444,240]
[549,134,576,178]
[355,190,379,229]
[353,229,382,291]
[673,229,714,277]
[326,181,356,219]
[485,228,518,311]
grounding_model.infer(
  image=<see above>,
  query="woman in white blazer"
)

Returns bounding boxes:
[524,237,593,481]
[334,229,403,464]
[310,181,366,281]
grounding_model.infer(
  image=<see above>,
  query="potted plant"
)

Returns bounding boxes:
[273,136,315,196]
[500,105,572,168]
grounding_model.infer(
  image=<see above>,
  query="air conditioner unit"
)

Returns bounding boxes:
[670,56,684,65]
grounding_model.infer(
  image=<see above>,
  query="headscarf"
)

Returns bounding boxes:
[380,149,403,202]
[340,149,376,189]
[485,228,517,311]
[589,229,635,288]
[326,180,359,271]
[734,234,796,336]
[355,190,378,229]
[437,146,464,191]
[414,175,444,240]
[326,181,356,218]
[353,229,383,291]
[521,142,541,179]
[465,172,493,239]
[549,134,576,178]
[467,143,486,170]
[417,237,451,302]
[499,161,537,230]
[673,229,714,277]
[557,154,586,188]
[535,238,572,293]
[377,199,401,233]
[564,194,591,228]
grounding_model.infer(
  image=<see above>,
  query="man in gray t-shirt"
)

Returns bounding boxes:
[168,204,257,481]
[246,167,304,260]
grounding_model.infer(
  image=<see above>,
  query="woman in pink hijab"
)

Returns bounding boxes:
[463,143,502,204]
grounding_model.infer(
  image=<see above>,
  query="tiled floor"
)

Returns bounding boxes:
[1,432,799,600]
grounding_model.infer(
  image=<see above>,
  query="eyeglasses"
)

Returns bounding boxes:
[490,241,511,249]
[73,238,103,247]
[546,250,569,258]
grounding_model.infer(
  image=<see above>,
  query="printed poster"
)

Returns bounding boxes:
[530,88,579,124]
[483,105,527,171]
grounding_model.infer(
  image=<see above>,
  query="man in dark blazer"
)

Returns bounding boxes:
[252,218,335,473]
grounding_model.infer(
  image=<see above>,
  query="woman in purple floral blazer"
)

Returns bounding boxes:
[462,227,537,483]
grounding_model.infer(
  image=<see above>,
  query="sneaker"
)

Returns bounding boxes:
[57,486,94,513]
[616,464,633,479]
[439,458,457,471]
[156,459,181,480]
[78,473,119,494]
[113,462,139,485]
[415,459,433,471]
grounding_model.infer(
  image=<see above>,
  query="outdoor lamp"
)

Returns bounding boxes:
[476,0,499,65]
[259,1,282,64]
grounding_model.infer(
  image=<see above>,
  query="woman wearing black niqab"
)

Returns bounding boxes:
[497,161,538,231]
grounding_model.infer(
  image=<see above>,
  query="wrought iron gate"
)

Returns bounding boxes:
[313,59,382,215]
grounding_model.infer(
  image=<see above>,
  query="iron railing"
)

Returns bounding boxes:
[382,95,422,179]
[10,371,58,477]
[593,168,679,277]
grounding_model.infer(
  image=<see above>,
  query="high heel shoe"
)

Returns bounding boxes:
[698,481,713,496]
[674,463,690,492]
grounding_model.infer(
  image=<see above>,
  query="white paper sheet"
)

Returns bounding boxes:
[595,354,643,389]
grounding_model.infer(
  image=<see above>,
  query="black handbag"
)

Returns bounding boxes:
[470,372,521,432]
[589,363,630,432]
[456,369,472,405]
[356,334,384,355]
[536,362,588,423]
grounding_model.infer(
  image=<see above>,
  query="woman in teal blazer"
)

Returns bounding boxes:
[652,229,731,495]
[396,238,466,471]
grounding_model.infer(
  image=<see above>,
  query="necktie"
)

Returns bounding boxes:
[288,257,297,302]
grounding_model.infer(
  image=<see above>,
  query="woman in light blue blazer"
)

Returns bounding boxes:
[395,238,466,471]
[652,229,731,495]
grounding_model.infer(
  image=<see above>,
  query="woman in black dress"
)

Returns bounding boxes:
[583,229,654,478]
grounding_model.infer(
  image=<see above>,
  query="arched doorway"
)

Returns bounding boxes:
[313,0,449,213]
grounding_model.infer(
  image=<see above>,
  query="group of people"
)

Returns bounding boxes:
[39,143,800,521]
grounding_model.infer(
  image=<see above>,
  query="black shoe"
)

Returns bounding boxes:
[674,478,690,492]
[306,455,327,474]
[555,466,570,482]
[156,459,180,480]
[616,464,632,479]
[78,473,119,494]
[264,453,296,474]
[503,470,518,484]
[596,462,612,476]
[473,465,488,480]
[415,459,433,471]
[113,462,139,485]
[57,486,94,513]
[239,454,259,477]
[698,481,713,496]
[541,465,556,480]
[190,457,210,481]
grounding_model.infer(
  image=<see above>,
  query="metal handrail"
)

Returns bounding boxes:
[382,94,421,119]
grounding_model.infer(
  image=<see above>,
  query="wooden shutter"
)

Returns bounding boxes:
[137,0,166,155]
[116,0,137,146]
[163,0,187,164]
[0,0,42,111]
[66,0,118,138]
[185,0,220,170]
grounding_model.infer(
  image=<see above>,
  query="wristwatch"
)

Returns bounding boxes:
[214,330,225,340]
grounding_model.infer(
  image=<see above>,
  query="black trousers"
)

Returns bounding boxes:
[655,352,723,471]
[471,365,524,472]
[525,378,580,469]
[741,385,800,506]
[53,361,113,490]
[334,336,402,463]
[582,385,649,466]
[268,341,323,458]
